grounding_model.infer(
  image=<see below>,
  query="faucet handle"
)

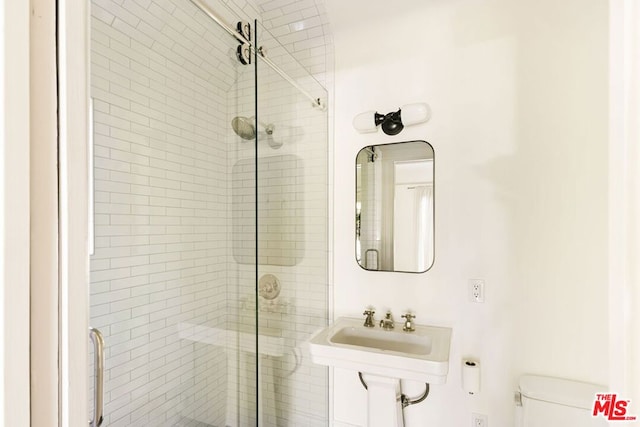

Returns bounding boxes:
[401,313,416,332]
[363,308,376,327]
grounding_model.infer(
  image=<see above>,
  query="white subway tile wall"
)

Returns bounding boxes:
[256,0,333,87]
[90,0,330,426]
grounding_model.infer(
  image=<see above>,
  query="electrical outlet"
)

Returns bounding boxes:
[469,279,485,303]
[472,413,488,427]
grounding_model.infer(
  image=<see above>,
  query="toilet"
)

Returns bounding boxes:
[516,375,608,427]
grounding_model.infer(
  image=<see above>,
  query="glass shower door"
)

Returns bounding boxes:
[89,1,329,426]
[88,0,257,424]
[254,22,330,427]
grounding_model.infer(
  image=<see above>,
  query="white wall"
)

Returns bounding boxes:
[609,0,640,410]
[1,0,31,425]
[326,0,609,425]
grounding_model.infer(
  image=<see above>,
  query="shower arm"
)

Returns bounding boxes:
[189,0,326,111]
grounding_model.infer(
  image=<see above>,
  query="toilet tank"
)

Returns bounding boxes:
[516,375,608,427]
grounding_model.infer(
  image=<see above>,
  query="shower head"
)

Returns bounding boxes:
[232,116,256,140]
[231,116,276,141]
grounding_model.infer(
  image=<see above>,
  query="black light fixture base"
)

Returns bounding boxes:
[380,109,404,135]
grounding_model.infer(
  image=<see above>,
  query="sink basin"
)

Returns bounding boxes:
[308,317,452,383]
[329,326,432,354]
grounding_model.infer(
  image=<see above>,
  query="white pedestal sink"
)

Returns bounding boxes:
[361,373,404,427]
[308,317,452,427]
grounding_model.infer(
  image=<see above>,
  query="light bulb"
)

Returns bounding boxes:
[400,103,431,126]
[353,111,379,133]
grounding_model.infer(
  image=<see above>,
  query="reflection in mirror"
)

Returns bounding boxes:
[356,141,434,273]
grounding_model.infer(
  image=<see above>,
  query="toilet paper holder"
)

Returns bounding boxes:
[462,359,480,395]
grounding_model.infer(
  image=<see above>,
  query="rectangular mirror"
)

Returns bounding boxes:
[356,141,434,273]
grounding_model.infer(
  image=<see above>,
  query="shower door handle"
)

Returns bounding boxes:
[89,327,105,427]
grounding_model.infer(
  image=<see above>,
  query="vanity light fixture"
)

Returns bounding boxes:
[353,103,431,136]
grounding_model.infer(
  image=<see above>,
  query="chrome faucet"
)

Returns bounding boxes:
[401,313,416,332]
[379,311,395,330]
[363,309,376,327]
